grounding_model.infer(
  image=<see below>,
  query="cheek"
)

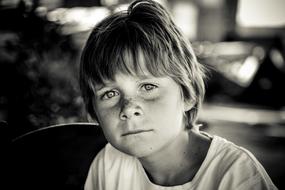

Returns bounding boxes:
[94,103,120,126]
[95,106,121,142]
[144,94,184,119]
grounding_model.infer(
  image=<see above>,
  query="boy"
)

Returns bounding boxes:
[80,0,277,189]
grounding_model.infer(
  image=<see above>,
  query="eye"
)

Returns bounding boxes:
[101,90,119,100]
[142,83,158,91]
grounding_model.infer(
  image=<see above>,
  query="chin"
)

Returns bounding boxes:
[116,143,155,158]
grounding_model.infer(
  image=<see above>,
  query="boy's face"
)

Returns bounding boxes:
[92,70,193,158]
[94,59,194,158]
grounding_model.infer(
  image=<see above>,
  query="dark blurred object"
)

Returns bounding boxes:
[197,36,285,109]
[11,123,107,190]
[0,1,85,138]
[0,120,10,190]
[63,0,101,7]
[195,0,285,109]
[0,120,9,140]
[234,37,285,109]
[0,0,102,9]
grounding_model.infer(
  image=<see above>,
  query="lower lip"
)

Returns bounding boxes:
[122,130,153,137]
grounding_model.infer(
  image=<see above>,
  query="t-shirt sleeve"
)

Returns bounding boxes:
[235,174,277,190]
[235,149,278,190]
[218,146,278,190]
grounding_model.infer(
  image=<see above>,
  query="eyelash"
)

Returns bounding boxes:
[101,90,119,100]
[141,83,158,91]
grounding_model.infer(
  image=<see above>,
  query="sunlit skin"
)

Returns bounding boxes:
[93,71,190,156]
[92,69,211,185]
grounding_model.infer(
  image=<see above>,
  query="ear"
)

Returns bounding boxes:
[184,99,196,112]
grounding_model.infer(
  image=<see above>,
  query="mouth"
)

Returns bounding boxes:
[121,129,153,137]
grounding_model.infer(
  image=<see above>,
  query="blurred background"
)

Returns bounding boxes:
[1,0,285,188]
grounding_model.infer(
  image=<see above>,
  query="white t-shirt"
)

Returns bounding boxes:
[84,134,277,190]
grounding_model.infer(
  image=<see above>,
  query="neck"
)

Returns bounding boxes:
[139,130,208,186]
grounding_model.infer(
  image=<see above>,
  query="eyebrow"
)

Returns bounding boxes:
[94,75,165,91]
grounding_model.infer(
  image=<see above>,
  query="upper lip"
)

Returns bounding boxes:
[122,129,153,136]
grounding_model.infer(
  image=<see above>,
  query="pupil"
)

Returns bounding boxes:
[108,92,114,97]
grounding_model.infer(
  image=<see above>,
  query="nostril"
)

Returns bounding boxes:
[134,112,141,116]
[121,114,128,119]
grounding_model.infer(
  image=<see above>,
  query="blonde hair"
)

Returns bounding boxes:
[80,0,206,127]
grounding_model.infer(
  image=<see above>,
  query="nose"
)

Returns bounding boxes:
[119,99,143,120]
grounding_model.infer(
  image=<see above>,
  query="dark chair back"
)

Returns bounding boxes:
[11,123,107,190]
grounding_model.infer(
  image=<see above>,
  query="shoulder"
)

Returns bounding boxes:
[208,135,277,189]
[209,135,262,175]
[211,135,262,171]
